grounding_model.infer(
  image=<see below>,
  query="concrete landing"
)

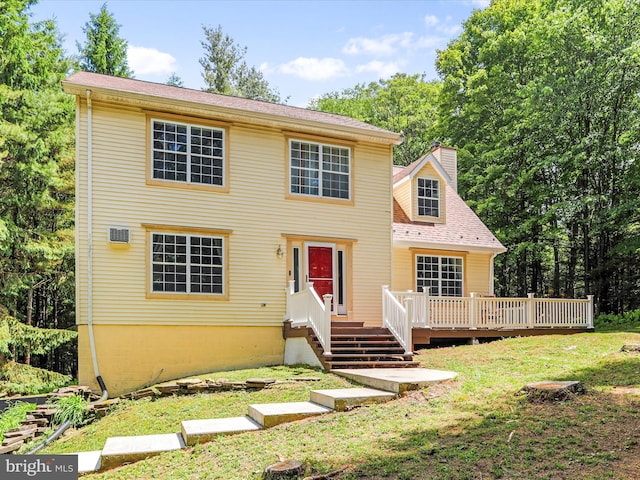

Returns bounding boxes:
[100,433,185,469]
[310,387,396,411]
[333,368,457,393]
[248,401,332,428]
[67,450,101,474]
[181,416,261,446]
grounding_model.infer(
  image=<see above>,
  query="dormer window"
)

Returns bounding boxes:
[417,178,440,217]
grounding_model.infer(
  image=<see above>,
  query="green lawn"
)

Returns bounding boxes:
[44,327,640,479]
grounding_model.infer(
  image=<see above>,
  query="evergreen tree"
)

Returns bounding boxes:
[200,24,281,103]
[77,2,132,77]
[0,0,77,372]
[166,72,184,87]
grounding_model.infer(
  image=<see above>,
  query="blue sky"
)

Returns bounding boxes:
[31,0,489,106]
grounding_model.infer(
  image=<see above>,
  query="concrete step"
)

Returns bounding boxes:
[333,368,458,393]
[181,416,261,446]
[310,388,396,411]
[100,433,185,469]
[67,450,101,474]
[248,401,332,428]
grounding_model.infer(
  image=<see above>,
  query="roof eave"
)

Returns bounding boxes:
[393,238,507,254]
[62,80,403,146]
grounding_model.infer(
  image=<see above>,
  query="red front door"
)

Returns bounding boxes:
[307,246,334,303]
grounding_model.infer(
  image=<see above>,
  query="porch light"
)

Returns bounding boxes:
[276,245,284,259]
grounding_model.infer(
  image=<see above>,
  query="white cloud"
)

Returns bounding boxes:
[356,61,401,78]
[259,62,274,74]
[342,33,414,56]
[278,57,349,81]
[128,46,176,75]
[424,15,439,27]
[469,0,490,8]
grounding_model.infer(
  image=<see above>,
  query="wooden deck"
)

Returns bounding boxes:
[412,326,594,348]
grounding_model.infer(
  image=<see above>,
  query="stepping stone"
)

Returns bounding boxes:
[101,433,184,469]
[310,388,396,411]
[181,416,261,446]
[66,451,101,474]
[333,368,457,393]
[248,401,332,428]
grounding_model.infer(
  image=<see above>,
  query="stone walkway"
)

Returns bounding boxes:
[68,368,457,474]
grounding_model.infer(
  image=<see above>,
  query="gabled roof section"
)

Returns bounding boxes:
[393,185,506,253]
[62,72,402,145]
[393,153,453,186]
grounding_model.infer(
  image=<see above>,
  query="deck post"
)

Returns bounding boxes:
[587,295,594,328]
[527,293,536,328]
[323,294,332,356]
[306,282,314,326]
[403,297,414,355]
[424,288,430,327]
[382,285,389,325]
[470,292,478,329]
[289,280,295,295]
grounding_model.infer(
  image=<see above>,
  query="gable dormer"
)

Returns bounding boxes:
[393,146,456,224]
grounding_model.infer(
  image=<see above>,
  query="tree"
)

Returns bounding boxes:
[435,0,640,312]
[309,74,442,165]
[200,24,281,103]
[0,0,77,373]
[166,72,184,87]
[77,2,132,77]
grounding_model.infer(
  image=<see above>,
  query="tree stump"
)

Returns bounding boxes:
[522,381,585,402]
[263,460,304,479]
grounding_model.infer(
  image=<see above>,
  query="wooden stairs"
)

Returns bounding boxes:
[287,321,419,370]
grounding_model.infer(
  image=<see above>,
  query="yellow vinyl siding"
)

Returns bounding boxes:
[392,247,492,296]
[394,180,412,218]
[411,163,446,224]
[432,147,457,192]
[77,324,283,397]
[76,103,391,329]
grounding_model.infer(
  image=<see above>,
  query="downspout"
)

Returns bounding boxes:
[85,89,109,402]
[26,90,107,455]
[489,252,497,295]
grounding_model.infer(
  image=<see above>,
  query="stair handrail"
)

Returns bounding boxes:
[286,281,332,355]
[382,285,413,355]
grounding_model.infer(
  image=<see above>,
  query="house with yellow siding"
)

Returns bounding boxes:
[63,72,591,397]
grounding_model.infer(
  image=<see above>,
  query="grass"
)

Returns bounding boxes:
[44,327,640,479]
[0,401,36,442]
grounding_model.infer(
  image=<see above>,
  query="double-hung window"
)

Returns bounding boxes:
[152,119,224,186]
[417,178,440,217]
[290,140,350,200]
[416,255,463,296]
[152,233,224,295]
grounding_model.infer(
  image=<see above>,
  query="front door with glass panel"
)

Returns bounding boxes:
[306,244,334,306]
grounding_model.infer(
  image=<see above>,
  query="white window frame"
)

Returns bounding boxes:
[151,119,225,186]
[415,254,463,297]
[417,177,440,218]
[289,139,351,200]
[151,232,225,295]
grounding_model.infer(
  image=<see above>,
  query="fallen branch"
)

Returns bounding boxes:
[303,466,348,479]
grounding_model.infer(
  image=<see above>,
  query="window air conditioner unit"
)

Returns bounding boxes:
[108,227,130,244]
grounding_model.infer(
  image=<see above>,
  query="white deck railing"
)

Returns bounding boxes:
[382,286,413,354]
[286,281,332,355]
[388,290,594,330]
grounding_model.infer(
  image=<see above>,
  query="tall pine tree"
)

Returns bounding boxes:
[0,0,77,372]
[77,2,133,77]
